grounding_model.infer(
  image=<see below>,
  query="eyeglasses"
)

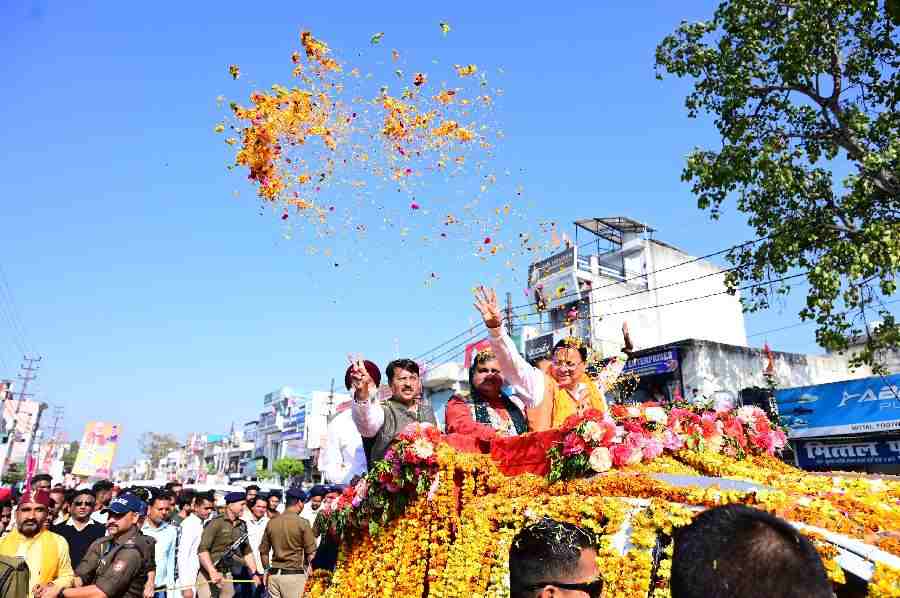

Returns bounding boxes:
[552,360,583,370]
[73,501,95,507]
[527,578,603,597]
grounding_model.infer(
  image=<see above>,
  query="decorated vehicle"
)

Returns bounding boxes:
[305,404,900,598]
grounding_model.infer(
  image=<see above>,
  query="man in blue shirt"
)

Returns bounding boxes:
[141,491,177,598]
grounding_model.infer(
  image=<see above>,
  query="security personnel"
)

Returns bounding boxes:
[53,493,156,598]
[259,488,316,598]
[197,493,260,598]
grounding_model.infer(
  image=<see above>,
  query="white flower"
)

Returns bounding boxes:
[588,447,612,473]
[644,406,667,424]
[736,405,764,424]
[626,406,641,418]
[412,437,434,460]
[581,420,604,443]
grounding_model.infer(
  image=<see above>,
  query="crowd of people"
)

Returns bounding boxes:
[0,476,347,598]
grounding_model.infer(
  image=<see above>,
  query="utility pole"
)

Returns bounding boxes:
[0,356,41,479]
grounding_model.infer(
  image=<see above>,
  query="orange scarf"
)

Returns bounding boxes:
[526,373,608,431]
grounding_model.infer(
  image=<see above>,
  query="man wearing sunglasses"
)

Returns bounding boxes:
[51,490,106,569]
[509,518,602,598]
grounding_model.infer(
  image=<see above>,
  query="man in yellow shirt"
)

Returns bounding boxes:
[0,490,74,598]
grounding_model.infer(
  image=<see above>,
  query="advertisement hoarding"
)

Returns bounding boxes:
[775,374,900,438]
[72,422,121,479]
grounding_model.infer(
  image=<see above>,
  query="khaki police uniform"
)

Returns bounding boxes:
[74,527,156,598]
[259,512,316,598]
[197,517,251,598]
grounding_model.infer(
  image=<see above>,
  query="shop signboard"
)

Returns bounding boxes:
[796,436,900,468]
[776,374,900,438]
[524,333,555,361]
[528,247,576,284]
[622,350,680,377]
[529,247,582,311]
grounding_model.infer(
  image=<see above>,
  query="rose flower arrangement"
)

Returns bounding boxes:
[317,423,442,537]
[547,404,787,482]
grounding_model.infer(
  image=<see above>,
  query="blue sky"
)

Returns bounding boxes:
[0,1,877,467]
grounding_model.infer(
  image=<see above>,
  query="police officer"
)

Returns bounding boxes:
[259,488,316,598]
[49,493,156,598]
[197,493,259,598]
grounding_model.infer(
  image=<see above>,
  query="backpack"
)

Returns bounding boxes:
[0,555,29,598]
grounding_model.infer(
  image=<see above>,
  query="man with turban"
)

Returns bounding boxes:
[0,490,74,598]
[318,364,373,484]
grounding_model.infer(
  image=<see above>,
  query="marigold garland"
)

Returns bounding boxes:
[312,409,899,597]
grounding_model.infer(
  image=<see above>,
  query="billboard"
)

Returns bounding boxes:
[72,422,121,479]
[775,374,900,438]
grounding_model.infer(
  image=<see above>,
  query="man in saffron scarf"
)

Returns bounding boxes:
[0,490,74,598]
[445,349,528,453]
[474,286,608,431]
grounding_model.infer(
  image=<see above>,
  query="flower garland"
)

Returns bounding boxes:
[309,406,900,598]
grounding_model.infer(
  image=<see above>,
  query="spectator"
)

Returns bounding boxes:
[0,498,12,537]
[176,492,214,598]
[50,488,106,569]
[244,485,260,505]
[170,491,194,527]
[509,517,601,598]
[165,481,183,500]
[240,496,270,598]
[671,504,833,598]
[48,487,67,526]
[0,490,74,596]
[142,491,177,598]
[90,480,115,525]
[266,492,282,519]
[31,474,53,493]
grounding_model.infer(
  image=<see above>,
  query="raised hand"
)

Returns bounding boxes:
[348,355,374,399]
[473,286,503,329]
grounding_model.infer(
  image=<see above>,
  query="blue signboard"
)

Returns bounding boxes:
[622,350,679,377]
[796,436,900,469]
[775,374,900,438]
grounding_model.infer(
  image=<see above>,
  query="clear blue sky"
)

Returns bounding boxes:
[0,1,874,467]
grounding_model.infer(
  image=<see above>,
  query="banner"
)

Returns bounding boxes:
[776,374,900,438]
[1,399,42,464]
[796,436,900,469]
[72,422,121,479]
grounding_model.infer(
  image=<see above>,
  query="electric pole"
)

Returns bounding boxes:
[0,356,41,479]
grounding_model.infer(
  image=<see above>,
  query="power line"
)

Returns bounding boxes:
[416,236,770,363]
[746,298,900,339]
[0,263,33,357]
[427,272,809,366]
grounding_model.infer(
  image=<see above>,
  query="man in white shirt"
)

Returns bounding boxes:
[320,401,367,485]
[176,492,214,598]
[240,496,269,598]
[299,486,325,530]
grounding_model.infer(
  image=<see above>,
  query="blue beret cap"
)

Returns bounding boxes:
[224,491,246,504]
[103,493,146,515]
